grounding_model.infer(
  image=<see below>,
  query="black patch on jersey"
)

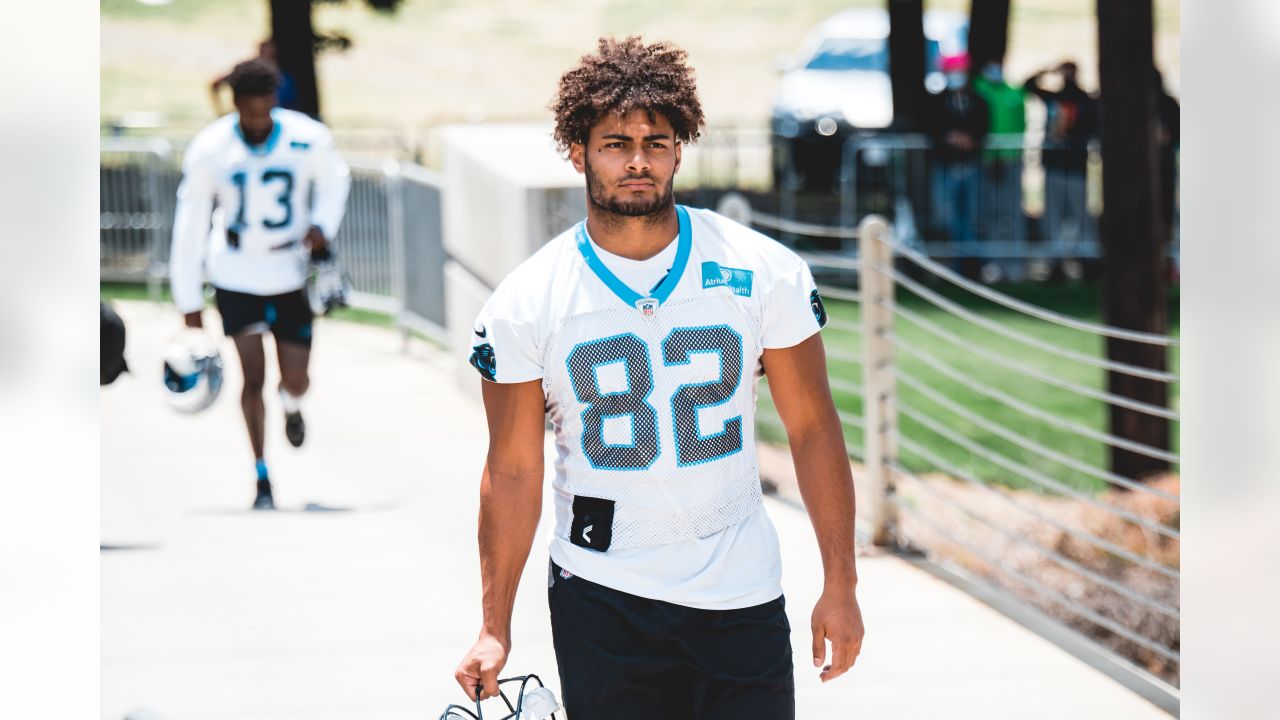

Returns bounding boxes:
[810,289,828,328]
[469,343,497,381]
[570,495,614,552]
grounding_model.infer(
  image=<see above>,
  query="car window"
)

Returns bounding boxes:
[803,37,889,72]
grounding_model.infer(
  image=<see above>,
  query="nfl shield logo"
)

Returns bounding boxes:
[636,298,658,317]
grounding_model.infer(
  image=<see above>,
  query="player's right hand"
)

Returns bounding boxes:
[183,311,203,329]
[454,633,509,702]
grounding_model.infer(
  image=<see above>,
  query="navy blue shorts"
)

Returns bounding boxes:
[213,287,313,348]
[547,560,795,720]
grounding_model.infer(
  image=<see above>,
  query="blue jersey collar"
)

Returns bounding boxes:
[575,205,692,311]
[233,108,283,155]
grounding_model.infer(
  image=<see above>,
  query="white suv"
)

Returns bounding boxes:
[771,8,968,191]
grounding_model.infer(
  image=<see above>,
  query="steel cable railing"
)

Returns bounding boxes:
[891,333,1180,464]
[750,211,861,239]
[825,347,863,367]
[880,234,1179,347]
[884,265,1178,383]
[824,316,863,335]
[887,486,1181,664]
[892,435,1179,581]
[892,465,1180,619]
[886,300,1180,420]
[828,377,865,398]
[740,198,1179,686]
[894,368,1178,502]
[892,397,1180,540]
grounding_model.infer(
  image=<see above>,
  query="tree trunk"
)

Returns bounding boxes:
[888,0,926,131]
[1097,0,1170,481]
[968,0,1011,72]
[270,0,321,119]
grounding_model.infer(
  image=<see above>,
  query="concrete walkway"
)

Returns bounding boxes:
[101,300,1170,719]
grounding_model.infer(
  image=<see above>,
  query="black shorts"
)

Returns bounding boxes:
[548,560,795,720]
[213,287,314,347]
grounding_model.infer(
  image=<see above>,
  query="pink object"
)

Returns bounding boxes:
[940,53,970,73]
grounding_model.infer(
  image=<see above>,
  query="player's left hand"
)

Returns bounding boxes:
[304,225,329,260]
[811,586,864,683]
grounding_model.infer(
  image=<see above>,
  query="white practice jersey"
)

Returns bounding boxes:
[169,109,351,313]
[468,206,827,609]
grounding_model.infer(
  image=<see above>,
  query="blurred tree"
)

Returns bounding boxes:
[967,0,1010,72]
[1097,0,1170,481]
[888,0,925,131]
[269,0,403,119]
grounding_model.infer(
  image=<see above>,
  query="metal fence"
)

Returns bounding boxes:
[99,139,447,341]
[829,134,1108,263]
[749,209,1180,700]
[100,138,179,287]
[755,131,1180,281]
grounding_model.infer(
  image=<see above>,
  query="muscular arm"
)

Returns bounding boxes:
[762,332,864,681]
[456,377,546,700]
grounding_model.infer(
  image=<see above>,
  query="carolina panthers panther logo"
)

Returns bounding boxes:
[469,343,497,381]
[810,289,828,327]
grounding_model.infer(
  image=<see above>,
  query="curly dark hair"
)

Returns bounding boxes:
[551,36,705,154]
[228,59,280,99]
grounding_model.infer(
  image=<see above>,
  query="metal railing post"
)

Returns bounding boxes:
[858,215,899,547]
[838,136,856,245]
[145,142,173,303]
[383,158,410,352]
[779,142,798,246]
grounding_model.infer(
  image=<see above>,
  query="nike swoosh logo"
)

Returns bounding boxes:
[474,325,487,338]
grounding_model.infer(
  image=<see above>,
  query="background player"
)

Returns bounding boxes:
[170,59,351,510]
[454,37,864,719]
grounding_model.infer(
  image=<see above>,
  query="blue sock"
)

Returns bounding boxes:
[256,458,269,480]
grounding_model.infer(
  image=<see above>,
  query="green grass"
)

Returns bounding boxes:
[758,281,1180,496]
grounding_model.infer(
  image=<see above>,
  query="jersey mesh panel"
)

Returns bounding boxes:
[545,295,765,550]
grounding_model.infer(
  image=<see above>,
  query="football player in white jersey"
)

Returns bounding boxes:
[170,59,351,510]
[453,38,864,718]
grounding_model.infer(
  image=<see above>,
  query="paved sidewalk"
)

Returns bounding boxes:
[101,300,1169,719]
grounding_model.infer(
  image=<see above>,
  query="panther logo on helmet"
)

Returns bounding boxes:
[162,329,224,414]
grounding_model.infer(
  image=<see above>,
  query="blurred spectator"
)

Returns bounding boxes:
[1025,61,1097,247]
[209,40,298,117]
[973,62,1027,251]
[1153,68,1180,236]
[925,53,989,264]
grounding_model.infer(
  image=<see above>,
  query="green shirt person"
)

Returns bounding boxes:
[972,62,1028,248]
[973,63,1027,160]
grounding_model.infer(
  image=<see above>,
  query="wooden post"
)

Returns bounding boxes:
[859,215,899,546]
